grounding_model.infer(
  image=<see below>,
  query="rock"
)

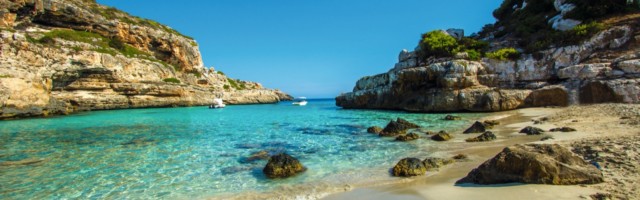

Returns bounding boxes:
[483,120,500,127]
[444,115,462,120]
[367,126,383,134]
[464,121,488,134]
[0,158,44,166]
[446,28,464,40]
[263,153,306,179]
[0,0,291,120]
[453,154,468,160]
[392,158,427,177]
[243,150,270,163]
[423,157,454,170]
[550,127,577,132]
[396,133,420,142]
[520,126,545,135]
[335,25,638,113]
[466,131,497,142]
[457,144,604,185]
[379,118,420,137]
[431,131,452,141]
[541,136,555,141]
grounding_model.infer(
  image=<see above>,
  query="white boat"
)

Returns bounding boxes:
[209,98,226,109]
[292,97,308,106]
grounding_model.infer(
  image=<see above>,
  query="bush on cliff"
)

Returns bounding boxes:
[419,31,459,58]
[487,48,520,61]
[163,78,181,84]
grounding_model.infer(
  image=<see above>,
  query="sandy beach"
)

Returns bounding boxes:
[324,104,640,200]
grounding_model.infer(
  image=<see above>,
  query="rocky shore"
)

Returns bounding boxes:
[324,103,640,200]
[0,0,292,120]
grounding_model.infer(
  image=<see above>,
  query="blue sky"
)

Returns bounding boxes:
[98,0,502,98]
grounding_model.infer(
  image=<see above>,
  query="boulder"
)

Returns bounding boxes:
[464,121,487,134]
[380,118,420,137]
[444,115,462,120]
[520,126,545,135]
[431,131,452,141]
[423,157,454,170]
[466,131,497,142]
[457,144,604,185]
[263,153,306,179]
[392,158,427,177]
[396,133,420,142]
[550,127,577,132]
[367,126,383,134]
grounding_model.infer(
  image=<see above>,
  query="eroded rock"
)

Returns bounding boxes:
[263,153,306,179]
[457,144,604,185]
[466,131,497,142]
[392,158,426,177]
[520,126,545,135]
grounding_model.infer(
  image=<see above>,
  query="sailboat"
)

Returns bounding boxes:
[209,98,226,109]
[292,97,308,106]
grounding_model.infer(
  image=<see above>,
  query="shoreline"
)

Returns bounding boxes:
[323,104,640,200]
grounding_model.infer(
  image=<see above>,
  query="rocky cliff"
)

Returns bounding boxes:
[0,0,292,119]
[337,0,640,112]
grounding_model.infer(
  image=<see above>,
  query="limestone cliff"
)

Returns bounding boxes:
[0,0,292,119]
[337,1,640,112]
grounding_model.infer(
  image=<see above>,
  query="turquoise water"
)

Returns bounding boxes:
[0,99,482,199]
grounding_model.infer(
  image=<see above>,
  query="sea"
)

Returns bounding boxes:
[0,99,484,199]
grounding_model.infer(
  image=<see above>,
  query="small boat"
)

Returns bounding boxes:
[209,98,226,109]
[292,97,308,106]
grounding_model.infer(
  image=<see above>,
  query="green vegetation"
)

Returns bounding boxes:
[217,71,225,75]
[419,31,459,58]
[223,85,231,90]
[417,31,488,61]
[162,78,181,84]
[0,74,12,78]
[487,48,521,61]
[187,70,202,78]
[485,0,638,53]
[226,78,246,90]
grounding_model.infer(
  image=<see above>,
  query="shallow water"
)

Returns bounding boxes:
[0,99,484,199]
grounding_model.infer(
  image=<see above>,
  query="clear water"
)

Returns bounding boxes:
[0,99,484,199]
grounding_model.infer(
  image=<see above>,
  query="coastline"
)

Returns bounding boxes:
[323,104,640,200]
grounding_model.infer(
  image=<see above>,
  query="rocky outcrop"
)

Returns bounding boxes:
[263,153,306,179]
[431,131,452,141]
[367,126,383,134]
[464,121,488,134]
[379,118,420,137]
[0,0,291,119]
[395,133,420,141]
[336,23,639,112]
[465,131,497,142]
[457,144,604,185]
[392,157,426,177]
[520,126,545,135]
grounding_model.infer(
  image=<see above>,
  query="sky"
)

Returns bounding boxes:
[97,0,503,98]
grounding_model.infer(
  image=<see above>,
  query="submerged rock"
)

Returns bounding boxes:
[367,126,383,134]
[242,150,270,163]
[392,158,426,177]
[483,120,500,128]
[395,133,420,141]
[550,127,577,132]
[263,153,306,179]
[463,121,487,134]
[423,157,454,170]
[457,144,604,185]
[520,126,545,135]
[121,137,156,146]
[0,158,44,166]
[380,118,421,137]
[444,115,462,120]
[466,131,497,142]
[431,131,452,141]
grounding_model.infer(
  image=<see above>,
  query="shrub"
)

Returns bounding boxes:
[108,37,126,50]
[465,49,482,61]
[162,78,180,84]
[223,85,230,90]
[217,71,225,75]
[419,30,459,58]
[487,48,521,60]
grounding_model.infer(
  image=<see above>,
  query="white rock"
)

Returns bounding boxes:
[618,59,640,73]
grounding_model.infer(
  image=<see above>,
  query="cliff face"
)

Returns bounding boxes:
[337,3,640,112]
[0,0,292,119]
